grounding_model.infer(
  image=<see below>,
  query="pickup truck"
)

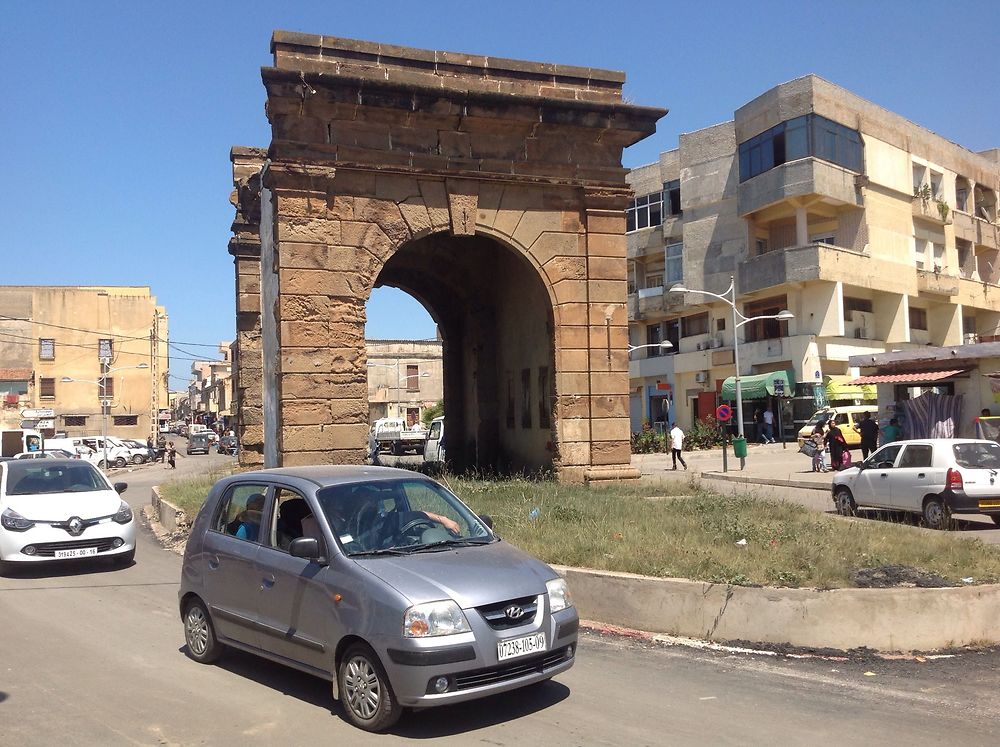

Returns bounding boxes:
[373,418,427,455]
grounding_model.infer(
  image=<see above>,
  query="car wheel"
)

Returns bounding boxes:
[923,496,954,531]
[114,456,128,468]
[337,643,402,732]
[97,459,107,469]
[392,442,403,456]
[183,598,224,664]
[834,488,856,517]
[131,454,145,465]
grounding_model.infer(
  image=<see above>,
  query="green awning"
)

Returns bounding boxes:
[825,375,876,402]
[721,369,795,400]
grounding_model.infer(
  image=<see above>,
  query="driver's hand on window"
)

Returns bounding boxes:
[428,513,460,534]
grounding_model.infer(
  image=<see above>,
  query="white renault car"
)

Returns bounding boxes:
[0,458,136,572]
[832,438,1000,530]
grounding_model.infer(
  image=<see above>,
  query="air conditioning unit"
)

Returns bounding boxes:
[710,337,723,348]
[851,310,875,340]
[696,341,707,351]
[694,371,709,384]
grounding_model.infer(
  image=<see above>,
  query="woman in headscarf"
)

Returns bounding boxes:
[825,417,848,470]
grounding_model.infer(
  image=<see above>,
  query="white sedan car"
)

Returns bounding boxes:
[0,458,136,572]
[832,438,1000,530]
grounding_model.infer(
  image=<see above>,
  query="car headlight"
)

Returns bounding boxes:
[546,577,573,612]
[403,600,471,638]
[112,501,133,525]
[1,508,35,532]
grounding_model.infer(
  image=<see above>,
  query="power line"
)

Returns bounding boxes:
[0,334,223,365]
[0,314,229,348]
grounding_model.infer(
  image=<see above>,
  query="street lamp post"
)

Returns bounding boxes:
[668,275,794,469]
[62,362,149,470]
[627,341,674,355]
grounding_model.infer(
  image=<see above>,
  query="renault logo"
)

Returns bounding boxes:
[504,605,525,621]
[67,517,84,536]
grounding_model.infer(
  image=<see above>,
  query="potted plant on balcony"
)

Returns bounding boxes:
[936,199,950,222]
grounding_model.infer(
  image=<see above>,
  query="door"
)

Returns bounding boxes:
[424,419,443,463]
[202,482,271,647]
[854,444,903,508]
[890,444,936,511]
[253,487,336,672]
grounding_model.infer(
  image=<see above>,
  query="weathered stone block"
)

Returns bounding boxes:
[283,400,332,425]
[557,394,589,419]
[282,423,369,451]
[590,372,629,396]
[560,418,591,442]
[590,417,630,442]
[556,325,590,349]
[557,372,590,397]
[591,440,631,465]
[558,440,591,466]
[280,294,331,322]
[552,280,588,305]
[280,321,330,348]
[587,233,626,258]
[529,232,583,267]
[282,348,334,373]
[556,348,589,372]
[591,395,629,418]
[281,242,330,270]
[277,217,342,244]
[588,256,627,281]
[544,256,587,284]
[588,279,627,304]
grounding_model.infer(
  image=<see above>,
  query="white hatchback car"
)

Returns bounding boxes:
[832,438,1000,530]
[0,458,136,572]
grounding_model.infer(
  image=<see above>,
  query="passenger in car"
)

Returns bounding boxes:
[235,494,265,541]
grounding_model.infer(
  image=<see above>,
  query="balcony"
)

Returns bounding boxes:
[916,269,959,297]
[738,242,877,295]
[738,158,862,217]
[629,353,675,380]
[911,198,953,226]
[637,286,666,316]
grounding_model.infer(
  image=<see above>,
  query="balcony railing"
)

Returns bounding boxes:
[916,269,960,296]
[912,198,953,225]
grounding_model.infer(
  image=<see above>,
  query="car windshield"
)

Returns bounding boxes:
[4,461,110,495]
[805,411,833,427]
[953,442,1000,469]
[316,478,492,556]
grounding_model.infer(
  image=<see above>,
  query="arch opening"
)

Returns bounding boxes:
[371,232,557,474]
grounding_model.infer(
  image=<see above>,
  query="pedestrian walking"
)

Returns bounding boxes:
[166,441,177,469]
[761,407,776,444]
[825,418,848,470]
[810,421,828,472]
[669,422,687,471]
[156,434,167,462]
[854,411,879,459]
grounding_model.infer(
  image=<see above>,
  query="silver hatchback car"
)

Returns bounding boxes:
[179,466,578,732]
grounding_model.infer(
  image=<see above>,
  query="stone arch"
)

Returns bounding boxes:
[230,32,664,482]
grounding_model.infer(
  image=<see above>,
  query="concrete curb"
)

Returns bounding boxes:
[555,565,1000,652]
[150,486,189,533]
[700,472,830,492]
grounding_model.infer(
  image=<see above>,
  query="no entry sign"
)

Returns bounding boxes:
[716,404,732,422]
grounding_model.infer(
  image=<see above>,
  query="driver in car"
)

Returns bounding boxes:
[328,491,461,544]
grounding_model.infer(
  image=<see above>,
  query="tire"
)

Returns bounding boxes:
[114,456,127,468]
[337,643,402,732]
[392,442,403,456]
[923,496,954,531]
[183,598,225,664]
[98,460,107,470]
[131,454,145,465]
[834,487,856,517]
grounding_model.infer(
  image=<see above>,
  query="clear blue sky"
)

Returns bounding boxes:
[4,1,998,389]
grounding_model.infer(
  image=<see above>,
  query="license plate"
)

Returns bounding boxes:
[497,633,546,662]
[54,547,98,559]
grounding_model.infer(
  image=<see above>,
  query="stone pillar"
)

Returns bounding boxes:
[795,205,809,247]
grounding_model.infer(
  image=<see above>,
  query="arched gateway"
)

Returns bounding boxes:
[229,31,665,482]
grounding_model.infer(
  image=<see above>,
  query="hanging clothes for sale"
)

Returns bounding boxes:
[901,391,964,439]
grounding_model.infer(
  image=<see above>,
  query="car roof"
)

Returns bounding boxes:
[231,465,425,488]
[880,438,997,446]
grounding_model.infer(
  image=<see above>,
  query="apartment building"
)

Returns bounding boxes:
[188,344,234,432]
[366,339,443,425]
[627,75,1000,437]
[0,286,168,439]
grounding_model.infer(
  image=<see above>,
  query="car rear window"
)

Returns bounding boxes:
[953,442,1000,469]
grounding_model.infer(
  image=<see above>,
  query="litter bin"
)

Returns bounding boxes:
[732,436,748,459]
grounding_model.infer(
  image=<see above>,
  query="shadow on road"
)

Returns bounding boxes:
[0,557,133,580]
[182,645,570,737]
[0,691,7,704]
[845,508,999,533]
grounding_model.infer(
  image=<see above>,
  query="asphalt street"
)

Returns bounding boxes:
[2,449,1000,745]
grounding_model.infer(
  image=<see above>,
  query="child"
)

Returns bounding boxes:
[811,422,828,473]
[166,442,177,469]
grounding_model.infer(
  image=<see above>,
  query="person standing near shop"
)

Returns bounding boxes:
[669,422,687,471]
[854,411,879,460]
[881,417,902,445]
[761,407,776,444]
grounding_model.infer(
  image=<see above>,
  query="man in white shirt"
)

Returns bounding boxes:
[669,423,687,471]
[762,408,776,444]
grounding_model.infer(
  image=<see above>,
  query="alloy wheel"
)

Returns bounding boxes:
[185,606,210,656]
[344,655,381,720]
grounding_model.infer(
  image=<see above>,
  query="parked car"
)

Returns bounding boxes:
[186,433,212,455]
[179,466,577,732]
[12,449,77,460]
[217,436,238,456]
[798,406,877,449]
[0,458,135,573]
[44,437,104,467]
[832,438,1000,530]
[119,439,154,465]
[79,437,133,469]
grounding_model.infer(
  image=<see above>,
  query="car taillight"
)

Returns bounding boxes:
[946,468,963,490]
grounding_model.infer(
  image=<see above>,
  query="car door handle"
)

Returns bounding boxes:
[918,473,925,478]
[261,575,275,590]
[880,473,888,478]
[208,555,220,570]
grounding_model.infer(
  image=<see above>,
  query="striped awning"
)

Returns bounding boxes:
[849,369,966,385]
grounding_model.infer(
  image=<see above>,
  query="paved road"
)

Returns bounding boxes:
[3,453,1000,745]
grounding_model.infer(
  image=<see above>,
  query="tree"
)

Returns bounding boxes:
[421,400,444,428]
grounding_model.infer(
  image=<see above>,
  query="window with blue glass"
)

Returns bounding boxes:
[738,114,863,182]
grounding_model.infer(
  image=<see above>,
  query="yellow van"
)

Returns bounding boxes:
[797,405,878,449]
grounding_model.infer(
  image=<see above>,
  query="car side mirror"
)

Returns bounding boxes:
[479,514,494,530]
[289,537,324,562]
[114,482,127,494]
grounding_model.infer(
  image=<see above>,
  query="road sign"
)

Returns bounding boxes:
[21,408,54,419]
[773,378,785,396]
[716,404,732,422]
[36,419,54,429]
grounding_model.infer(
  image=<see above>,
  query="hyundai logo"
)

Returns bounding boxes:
[504,605,525,620]
[67,517,83,536]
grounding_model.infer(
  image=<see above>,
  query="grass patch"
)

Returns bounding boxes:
[442,476,1000,589]
[160,467,239,518]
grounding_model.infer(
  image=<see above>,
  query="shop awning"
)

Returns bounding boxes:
[848,369,966,385]
[825,375,876,402]
[721,369,795,400]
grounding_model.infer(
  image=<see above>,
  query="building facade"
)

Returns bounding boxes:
[627,75,1000,439]
[0,286,168,440]
[366,339,444,425]
[188,344,234,432]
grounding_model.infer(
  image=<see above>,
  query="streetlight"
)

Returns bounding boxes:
[62,362,149,471]
[627,341,674,354]
[669,275,794,469]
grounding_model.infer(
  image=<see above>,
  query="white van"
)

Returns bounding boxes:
[45,437,103,466]
[0,429,44,458]
[423,416,445,465]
